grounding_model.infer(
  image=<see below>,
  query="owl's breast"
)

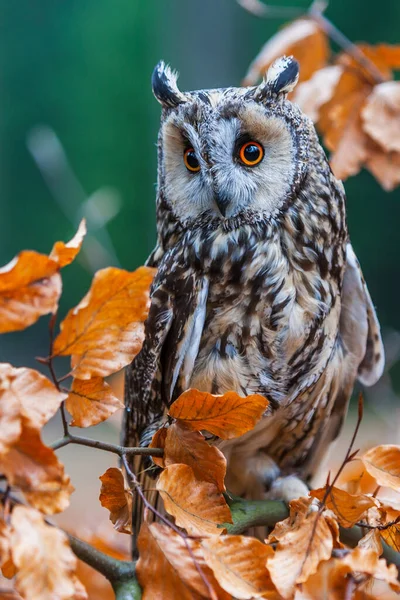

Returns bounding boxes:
[186,226,343,406]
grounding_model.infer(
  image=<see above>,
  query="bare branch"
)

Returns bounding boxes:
[50,433,163,457]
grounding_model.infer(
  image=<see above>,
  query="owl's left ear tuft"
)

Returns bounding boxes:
[253,56,300,101]
[152,61,188,108]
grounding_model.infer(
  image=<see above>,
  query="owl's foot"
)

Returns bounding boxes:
[264,474,309,504]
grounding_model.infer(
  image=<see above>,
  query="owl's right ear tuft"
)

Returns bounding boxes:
[253,56,300,101]
[152,61,188,108]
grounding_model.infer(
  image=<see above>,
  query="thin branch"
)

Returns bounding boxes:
[45,312,69,437]
[50,433,163,457]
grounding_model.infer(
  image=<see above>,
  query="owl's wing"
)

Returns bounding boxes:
[122,250,208,553]
[340,242,384,387]
[319,242,384,448]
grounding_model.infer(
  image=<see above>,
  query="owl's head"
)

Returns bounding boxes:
[153,57,314,228]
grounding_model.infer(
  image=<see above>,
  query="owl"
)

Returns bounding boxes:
[123,56,384,528]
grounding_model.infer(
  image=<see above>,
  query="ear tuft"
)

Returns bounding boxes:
[152,61,187,108]
[266,56,300,95]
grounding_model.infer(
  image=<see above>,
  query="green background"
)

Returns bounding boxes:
[1,0,399,387]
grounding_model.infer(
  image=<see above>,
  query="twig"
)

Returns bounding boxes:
[50,433,163,457]
[121,455,218,600]
[45,312,69,437]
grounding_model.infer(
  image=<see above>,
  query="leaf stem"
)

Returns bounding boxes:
[50,433,164,457]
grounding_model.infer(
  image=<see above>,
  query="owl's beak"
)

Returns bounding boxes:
[214,192,230,218]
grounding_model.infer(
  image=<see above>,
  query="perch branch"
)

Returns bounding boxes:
[49,433,163,457]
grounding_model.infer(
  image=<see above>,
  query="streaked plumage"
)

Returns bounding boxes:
[123,57,384,531]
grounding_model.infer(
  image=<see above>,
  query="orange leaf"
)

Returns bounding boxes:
[358,529,383,555]
[243,18,328,86]
[53,266,155,379]
[0,364,66,455]
[136,522,230,600]
[343,547,400,591]
[49,219,87,268]
[0,251,61,334]
[310,486,376,527]
[66,377,123,427]
[362,445,400,492]
[0,426,73,514]
[377,505,400,552]
[99,468,132,534]
[0,221,86,334]
[156,464,232,536]
[362,81,400,153]
[10,506,78,600]
[365,143,400,191]
[202,535,276,599]
[149,427,168,468]
[294,65,343,122]
[150,422,227,492]
[266,497,333,599]
[0,519,13,575]
[168,389,269,440]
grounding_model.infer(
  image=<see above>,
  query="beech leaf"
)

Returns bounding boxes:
[150,422,227,492]
[49,219,87,268]
[243,18,328,86]
[362,445,400,492]
[156,464,232,536]
[202,535,276,599]
[66,377,123,427]
[168,389,269,439]
[310,486,376,527]
[53,266,155,379]
[10,506,78,600]
[0,426,73,514]
[99,467,133,534]
[266,497,333,599]
[136,522,230,600]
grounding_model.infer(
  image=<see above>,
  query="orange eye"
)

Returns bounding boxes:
[184,147,200,172]
[239,141,264,166]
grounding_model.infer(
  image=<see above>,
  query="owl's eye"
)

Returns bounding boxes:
[239,141,264,167]
[183,148,200,173]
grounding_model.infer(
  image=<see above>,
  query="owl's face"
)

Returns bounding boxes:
[153,58,311,227]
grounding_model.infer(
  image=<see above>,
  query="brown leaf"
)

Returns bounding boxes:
[365,142,400,191]
[294,65,343,122]
[0,251,61,334]
[362,81,400,153]
[66,377,123,427]
[266,497,333,599]
[53,266,155,379]
[0,364,66,456]
[358,529,383,555]
[10,506,77,600]
[156,464,232,536]
[310,486,376,527]
[343,547,400,591]
[202,535,277,599]
[0,221,86,334]
[377,505,400,552]
[362,445,400,492]
[149,427,168,468]
[136,522,230,600]
[99,468,133,534]
[243,19,328,86]
[150,422,227,492]
[168,389,269,440]
[49,220,87,268]
[0,519,13,573]
[0,426,73,514]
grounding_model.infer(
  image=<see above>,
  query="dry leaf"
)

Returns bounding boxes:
[362,445,400,492]
[10,506,77,600]
[0,520,12,573]
[0,426,73,514]
[362,81,400,153]
[0,252,61,334]
[149,427,168,468]
[0,221,86,334]
[310,486,376,527]
[266,497,333,599]
[243,19,328,86]
[202,535,276,599]
[365,141,400,191]
[53,266,155,379]
[49,220,87,268]
[66,377,123,427]
[358,529,383,555]
[377,505,400,552]
[99,468,133,534]
[150,422,227,492]
[294,65,343,122]
[343,547,400,591]
[0,364,66,456]
[156,464,232,536]
[169,389,269,440]
[136,522,230,600]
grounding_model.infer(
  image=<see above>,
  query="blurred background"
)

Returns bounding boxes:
[0,1,399,595]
